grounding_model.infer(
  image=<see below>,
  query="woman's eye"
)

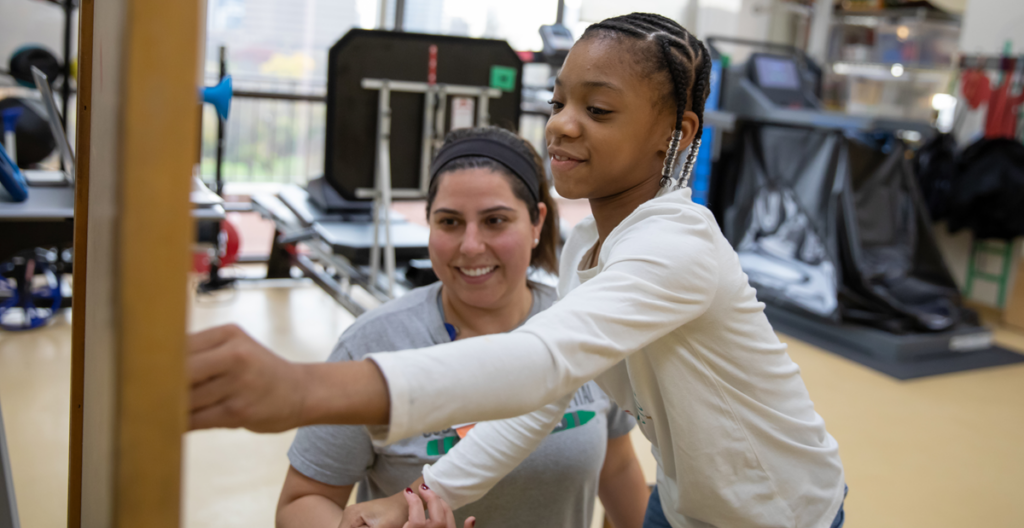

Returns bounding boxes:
[588,106,611,116]
[438,218,458,226]
[486,217,507,226]
[547,99,564,111]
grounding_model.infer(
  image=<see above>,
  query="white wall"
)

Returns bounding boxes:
[960,0,1024,55]
[700,0,771,42]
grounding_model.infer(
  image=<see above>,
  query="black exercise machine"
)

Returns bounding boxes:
[707,37,993,362]
[254,30,523,316]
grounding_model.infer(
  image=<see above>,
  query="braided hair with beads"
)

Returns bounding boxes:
[581,13,712,189]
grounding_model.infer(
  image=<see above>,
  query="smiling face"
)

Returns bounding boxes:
[546,36,679,200]
[428,168,546,311]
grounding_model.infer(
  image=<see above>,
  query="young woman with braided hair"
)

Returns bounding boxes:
[187,12,846,528]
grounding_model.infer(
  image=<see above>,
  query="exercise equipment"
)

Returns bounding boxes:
[538,24,574,66]
[709,38,992,361]
[192,218,240,274]
[253,185,431,316]
[193,216,241,294]
[714,38,931,136]
[202,75,233,121]
[0,144,27,203]
[256,30,522,315]
[0,99,56,168]
[0,248,64,331]
[323,29,522,202]
[1,108,21,165]
[195,58,236,293]
[30,66,75,184]
[8,46,61,88]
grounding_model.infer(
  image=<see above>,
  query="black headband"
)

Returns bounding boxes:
[429,137,540,202]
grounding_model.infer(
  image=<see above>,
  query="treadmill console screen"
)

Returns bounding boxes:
[754,55,801,90]
[749,53,815,109]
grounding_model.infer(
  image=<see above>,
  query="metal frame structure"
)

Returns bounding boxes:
[252,76,502,316]
[357,78,502,297]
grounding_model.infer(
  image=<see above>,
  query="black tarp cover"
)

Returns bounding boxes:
[721,125,968,333]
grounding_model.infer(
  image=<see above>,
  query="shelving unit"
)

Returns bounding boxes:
[16,0,79,127]
[823,6,960,122]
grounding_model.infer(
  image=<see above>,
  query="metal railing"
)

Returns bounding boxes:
[199,79,328,188]
[199,77,554,192]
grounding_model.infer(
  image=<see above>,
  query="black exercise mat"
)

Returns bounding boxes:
[776,323,1024,380]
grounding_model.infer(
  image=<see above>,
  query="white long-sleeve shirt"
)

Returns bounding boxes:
[368,187,845,528]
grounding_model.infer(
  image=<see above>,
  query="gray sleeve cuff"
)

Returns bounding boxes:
[287,445,364,487]
[606,401,637,438]
[287,424,376,487]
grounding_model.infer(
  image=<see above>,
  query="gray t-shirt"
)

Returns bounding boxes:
[288,281,635,528]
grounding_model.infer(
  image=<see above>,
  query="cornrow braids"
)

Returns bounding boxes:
[660,38,691,186]
[679,37,711,189]
[581,13,712,189]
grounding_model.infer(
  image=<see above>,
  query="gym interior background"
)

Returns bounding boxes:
[1,0,1023,526]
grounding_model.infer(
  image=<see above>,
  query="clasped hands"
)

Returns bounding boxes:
[338,483,474,528]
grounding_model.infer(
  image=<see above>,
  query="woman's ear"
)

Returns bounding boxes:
[534,202,548,243]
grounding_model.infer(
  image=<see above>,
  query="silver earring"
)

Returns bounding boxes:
[660,129,683,188]
[678,137,701,189]
[533,238,539,247]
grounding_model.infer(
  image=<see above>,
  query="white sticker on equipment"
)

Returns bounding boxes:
[451,97,475,130]
[949,333,993,352]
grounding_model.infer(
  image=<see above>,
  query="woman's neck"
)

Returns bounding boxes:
[589,176,662,242]
[441,282,534,340]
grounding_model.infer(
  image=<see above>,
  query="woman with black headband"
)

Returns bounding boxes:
[275,127,650,528]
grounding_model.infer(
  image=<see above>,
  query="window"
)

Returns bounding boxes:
[200,0,568,186]
[399,0,558,52]
[205,0,379,89]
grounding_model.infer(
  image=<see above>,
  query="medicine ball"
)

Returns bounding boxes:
[9,46,62,88]
[0,98,57,167]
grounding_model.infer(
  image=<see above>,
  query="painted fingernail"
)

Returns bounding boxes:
[470,519,476,527]
[405,487,414,494]
[421,483,430,491]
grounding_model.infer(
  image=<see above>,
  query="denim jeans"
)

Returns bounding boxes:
[642,486,848,528]
[641,486,673,528]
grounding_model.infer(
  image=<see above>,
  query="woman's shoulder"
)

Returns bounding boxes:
[329,282,444,361]
[528,280,558,311]
[348,281,442,330]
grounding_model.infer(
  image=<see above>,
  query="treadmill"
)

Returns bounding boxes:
[707,38,992,362]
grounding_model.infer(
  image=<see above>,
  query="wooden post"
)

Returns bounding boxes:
[66,0,92,523]
[68,0,203,526]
